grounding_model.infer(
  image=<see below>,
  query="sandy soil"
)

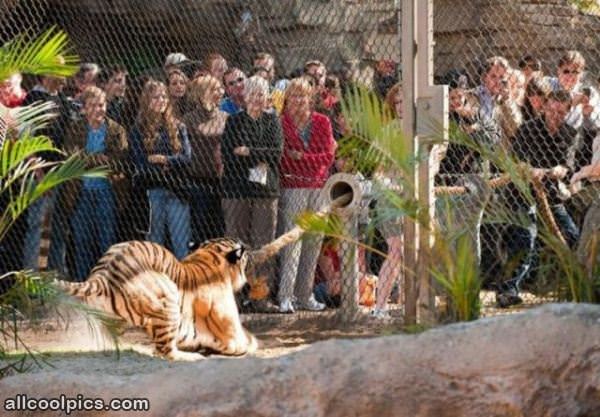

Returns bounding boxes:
[1,290,548,376]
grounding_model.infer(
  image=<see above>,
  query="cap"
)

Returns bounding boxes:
[164,52,189,68]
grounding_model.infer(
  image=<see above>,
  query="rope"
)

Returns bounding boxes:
[434,169,568,245]
[434,173,511,196]
[248,192,353,268]
[530,176,567,245]
[249,168,570,270]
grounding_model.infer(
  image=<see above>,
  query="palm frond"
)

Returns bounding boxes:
[0,135,60,178]
[0,154,106,242]
[0,27,78,80]
[9,101,58,135]
[0,270,122,375]
[339,86,413,176]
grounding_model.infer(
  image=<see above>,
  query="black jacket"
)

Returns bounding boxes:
[221,111,283,199]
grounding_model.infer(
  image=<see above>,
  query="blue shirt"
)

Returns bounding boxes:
[220,97,242,115]
[83,122,110,189]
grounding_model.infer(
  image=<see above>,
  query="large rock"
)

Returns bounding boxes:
[1,304,599,417]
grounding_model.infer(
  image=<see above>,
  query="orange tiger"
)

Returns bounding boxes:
[55,238,257,361]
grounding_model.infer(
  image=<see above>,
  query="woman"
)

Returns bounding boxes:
[183,75,227,243]
[130,80,192,259]
[277,77,336,313]
[369,83,405,319]
[167,68,191,120]
[222,75,283,304]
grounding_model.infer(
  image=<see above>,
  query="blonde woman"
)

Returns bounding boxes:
[277,77,336,312]
[183,75,228,243]
[130,80,192,259]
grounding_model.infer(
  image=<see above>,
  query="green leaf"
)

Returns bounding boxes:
[0,27,78,80]
[0,155,106,242]
[0,135,60,178]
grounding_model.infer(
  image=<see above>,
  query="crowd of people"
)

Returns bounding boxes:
[437,51,600,307]
[1,47,599,315]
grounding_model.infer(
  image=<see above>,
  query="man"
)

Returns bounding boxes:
[548,50,600,137]
[97,64,128,125]
[220,68,246,115]
[253,52,276,85]
[22,74,73,274]
[503,90,582,306]
[63,86,128,280]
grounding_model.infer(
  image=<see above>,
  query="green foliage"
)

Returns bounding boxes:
[0,26,78,81]
[0,271,122,377]
[0,136,106,242]
[446,119,598,303]
[569,0,600,14]
[337,86,412,178]
[431,232,481,322]
[0,29,117,377]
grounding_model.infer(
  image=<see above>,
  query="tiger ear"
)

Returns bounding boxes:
[225,246,246,264]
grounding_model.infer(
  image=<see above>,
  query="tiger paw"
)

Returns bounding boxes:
[165,350,205,361]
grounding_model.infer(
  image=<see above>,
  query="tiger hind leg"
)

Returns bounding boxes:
[144,292,204,361]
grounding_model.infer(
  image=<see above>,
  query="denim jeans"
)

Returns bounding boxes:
[148,188,191,259]
[552,204,580,248]
[71,187,117,281]
[23,189,67,274]
[502,206,538,291]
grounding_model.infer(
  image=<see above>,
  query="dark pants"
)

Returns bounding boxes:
[552,204,580,248]
[503,203,579,292]
[190,185,225,244]
[501,207,538,291]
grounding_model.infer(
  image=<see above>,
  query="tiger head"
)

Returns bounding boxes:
[197,238,249,291]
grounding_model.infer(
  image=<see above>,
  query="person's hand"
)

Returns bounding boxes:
[570,167,588,185]
[549,165,568,179]
[570,164,600,184]
[287,149,303,160]
[148,154,168,165]
[531,167,547,180]
[94,153,110,164]
[233,146,250,156]
[328,279,341,297]
[572,93,587,107]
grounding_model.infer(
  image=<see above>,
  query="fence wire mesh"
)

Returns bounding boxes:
[0,0,598,332]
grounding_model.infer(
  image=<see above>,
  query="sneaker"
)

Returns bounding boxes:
[370,308,391,320]
[279,298,295,313]
[251,299,280,313]
[297,295,326,311]
[496,288,523,308]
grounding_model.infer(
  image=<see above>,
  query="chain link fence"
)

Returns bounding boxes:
[434,0,600,313]
[0,0,598,334]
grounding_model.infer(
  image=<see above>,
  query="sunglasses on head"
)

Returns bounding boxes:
[226,77,245,87]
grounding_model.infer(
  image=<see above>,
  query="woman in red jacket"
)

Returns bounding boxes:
[277,77,336,313]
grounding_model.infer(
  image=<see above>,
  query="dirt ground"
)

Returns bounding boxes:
[2,290,549,376]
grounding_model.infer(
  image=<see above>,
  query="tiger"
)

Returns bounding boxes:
[55,237,257,361]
